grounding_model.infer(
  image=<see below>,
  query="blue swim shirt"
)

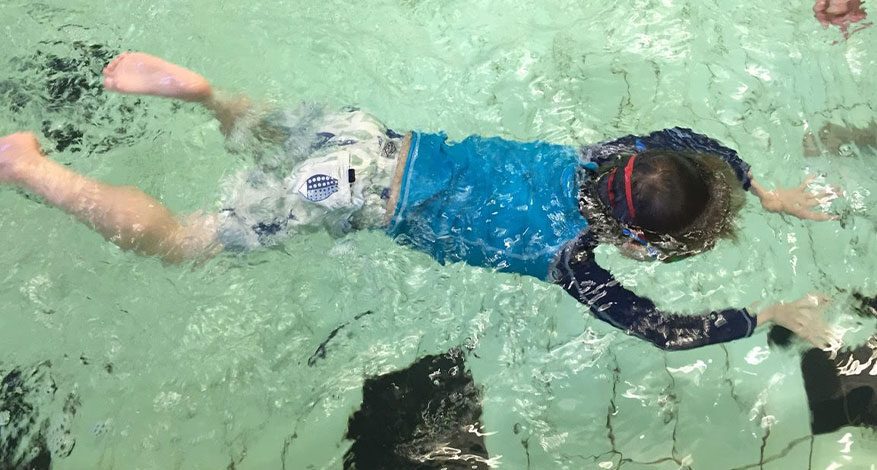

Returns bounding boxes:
[386,132,589,280]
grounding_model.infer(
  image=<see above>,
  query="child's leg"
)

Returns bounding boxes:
[0,132,220,263]
[103,52,276,140]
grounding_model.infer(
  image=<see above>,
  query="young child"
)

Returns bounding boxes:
[0,52,837,351]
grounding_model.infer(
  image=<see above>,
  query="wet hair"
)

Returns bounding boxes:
[579,149,745,260]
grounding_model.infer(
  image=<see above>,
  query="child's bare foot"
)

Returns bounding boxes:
[103,52,212,102]
[0,132,45,185]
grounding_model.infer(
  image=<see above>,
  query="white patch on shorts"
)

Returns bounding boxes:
[302,174,339,201]
[289,155,352,210]
[217,107,401,251]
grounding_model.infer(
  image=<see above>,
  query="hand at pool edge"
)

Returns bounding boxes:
[758,293,836,348]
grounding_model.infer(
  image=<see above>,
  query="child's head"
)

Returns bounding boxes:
[580,150,745,261]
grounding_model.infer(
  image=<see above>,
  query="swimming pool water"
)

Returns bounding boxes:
[1,0,876,468]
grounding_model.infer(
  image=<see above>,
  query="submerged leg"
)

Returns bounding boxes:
[0,132,220,263]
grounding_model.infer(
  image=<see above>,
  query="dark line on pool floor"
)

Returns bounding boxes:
[660,355,686,469]
[582,352,625,468]
[720,344,746,410]
[512,422,532,470]
[596,351,694,469]
[731,435,812,470]
[606,352,620,454]
[808,435,815,470]
[280,435,290,470]
[758,417,771,469]
[307,310,374,367]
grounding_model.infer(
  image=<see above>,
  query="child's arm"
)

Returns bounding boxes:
[552,233,834,350]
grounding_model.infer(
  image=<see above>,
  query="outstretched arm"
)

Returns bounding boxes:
[749,175,838,221]
[552,233,833,350]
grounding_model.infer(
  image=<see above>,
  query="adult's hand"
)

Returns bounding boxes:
[813,0,869,35]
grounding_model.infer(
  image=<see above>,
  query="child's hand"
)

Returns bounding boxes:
[759,293,836,348]
[752,175,839,221]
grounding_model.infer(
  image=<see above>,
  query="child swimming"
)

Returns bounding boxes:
[0,52,838,351]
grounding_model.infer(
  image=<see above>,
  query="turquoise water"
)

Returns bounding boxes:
[1,0,876,468]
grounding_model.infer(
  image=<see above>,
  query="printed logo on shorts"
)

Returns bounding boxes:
[302,174,339,202]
